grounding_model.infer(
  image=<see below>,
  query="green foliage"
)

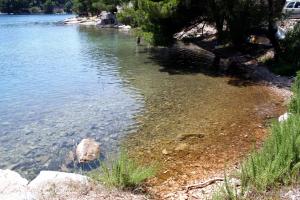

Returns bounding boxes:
[28,6,42,13]
[0,0,70,13]
[117,6,139,27]
[240,74,300,191]
[88,151,156,189]
[72,0,130,16]
[64,0,72,13]
[72,0,92,16]
[279,24,300,73]
[43,0,55,13]
[265,58,296,76]
[115,0,285,46]
[289,71,300,114]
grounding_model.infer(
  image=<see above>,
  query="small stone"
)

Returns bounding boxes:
[64,151,75,166]
[175,143,188,151]
[278,112,290,122]
[176,133,204,141]
[162,149,169,155]
[76,138,100,163]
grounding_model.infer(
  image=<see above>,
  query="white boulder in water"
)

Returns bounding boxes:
[76,138,100,163]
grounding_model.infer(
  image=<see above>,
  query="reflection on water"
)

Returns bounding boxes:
[0,15,284,189]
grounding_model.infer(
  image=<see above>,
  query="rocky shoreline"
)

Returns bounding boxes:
[63,12,131,30]
[0,169,145,200]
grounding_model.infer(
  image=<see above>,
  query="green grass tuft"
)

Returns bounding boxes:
[88,151,157,189]
[241,115,300,190]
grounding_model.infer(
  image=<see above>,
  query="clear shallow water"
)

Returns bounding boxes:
[0,15,144,178]
[0,15,284,184]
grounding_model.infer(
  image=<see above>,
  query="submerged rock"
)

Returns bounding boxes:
[174,143,188,151]
[76,138,100,163]
[176,133,204,141]
[162,149,169,155]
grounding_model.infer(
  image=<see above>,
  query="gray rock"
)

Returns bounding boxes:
[174,143,188,151]
[0,169,35,200]
[97,11,117,26]
[28,171,91,199]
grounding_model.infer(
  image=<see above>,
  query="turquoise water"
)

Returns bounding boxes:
[0,15,144,178]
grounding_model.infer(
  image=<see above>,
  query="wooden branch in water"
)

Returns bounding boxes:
[184,178,224,192]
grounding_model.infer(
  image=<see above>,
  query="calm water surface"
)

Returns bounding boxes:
[0,15,144,178]
[0,15,283,183]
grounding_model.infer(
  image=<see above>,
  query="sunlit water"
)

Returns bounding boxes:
[0,15,284,184]
[0,15,144,178]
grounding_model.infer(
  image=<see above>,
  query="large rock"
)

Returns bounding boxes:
[97,11,117,26]
[28,171,90,199]
[76,138,100,163]
[0,169,35,200]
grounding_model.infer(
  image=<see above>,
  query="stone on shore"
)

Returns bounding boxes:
[174,143,188,151]
[278,112,290,122]
[76,138,100,163]
[176,133,204,141]
[0,169,35,200]
[28,171,89,192]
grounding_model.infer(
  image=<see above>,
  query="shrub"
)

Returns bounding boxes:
[240,73,300,191]
[88,151,156,189]
[117,7,138,27]
[28,6,42,13]
[289,71,300,114]
[240,114,300,191]
[279,23,300,73]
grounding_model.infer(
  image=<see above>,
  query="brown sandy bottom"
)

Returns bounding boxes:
[121,72,286,199]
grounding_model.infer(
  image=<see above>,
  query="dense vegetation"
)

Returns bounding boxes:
[72,0,130,16]
[0,0,72,13]
[115,0,285,46]
[72,0,300,72]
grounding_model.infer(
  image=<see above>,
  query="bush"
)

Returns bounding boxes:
[289,71,300,114]
[265,58,297,76]
[117,7,139,27]
[279,23,300,74]
[88,151,156,189]
[240,115,300,191]
[28,6,42,13]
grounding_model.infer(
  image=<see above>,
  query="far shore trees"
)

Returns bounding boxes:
[0,0,73,14]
